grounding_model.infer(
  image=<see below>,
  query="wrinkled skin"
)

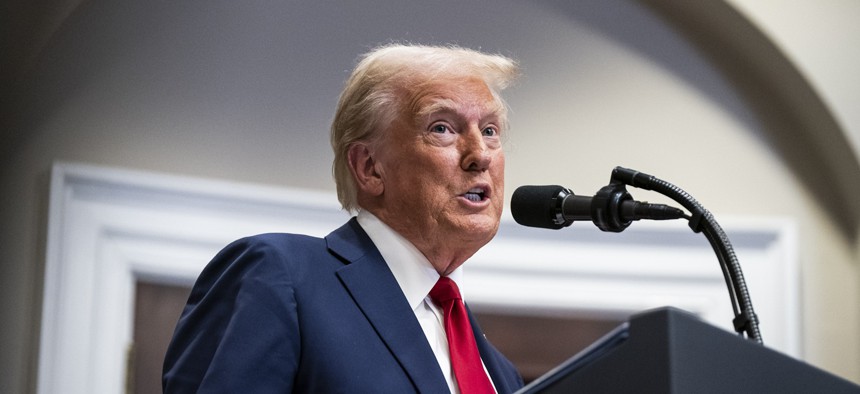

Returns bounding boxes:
[349,77,506,275]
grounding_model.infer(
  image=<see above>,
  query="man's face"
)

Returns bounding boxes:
[371,78,506,267]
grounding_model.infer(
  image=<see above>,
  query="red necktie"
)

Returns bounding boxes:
[429,277,496,394]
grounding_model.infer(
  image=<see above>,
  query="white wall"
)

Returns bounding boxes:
[727,0,860,160]
[1,0,858,392]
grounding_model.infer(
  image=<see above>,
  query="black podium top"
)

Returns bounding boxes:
[517,307,860,394]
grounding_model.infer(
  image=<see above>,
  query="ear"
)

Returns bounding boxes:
[347,142,384,197]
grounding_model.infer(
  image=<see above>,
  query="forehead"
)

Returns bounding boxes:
[408,77,505,120]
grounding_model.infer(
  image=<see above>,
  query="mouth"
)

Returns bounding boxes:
[462,186,489,202]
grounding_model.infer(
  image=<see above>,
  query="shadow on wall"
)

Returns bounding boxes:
[536,0,860,240]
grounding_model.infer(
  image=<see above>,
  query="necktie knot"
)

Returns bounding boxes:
[429,276,461,304]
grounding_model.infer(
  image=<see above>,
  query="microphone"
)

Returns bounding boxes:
[511,185,687,232]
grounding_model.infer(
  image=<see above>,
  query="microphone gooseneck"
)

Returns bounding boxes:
[509,166,762,345]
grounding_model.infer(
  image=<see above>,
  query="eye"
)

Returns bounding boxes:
[481,126,498,137]
[431,123,451,134]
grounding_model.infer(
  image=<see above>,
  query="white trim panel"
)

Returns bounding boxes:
[38,162,800,394]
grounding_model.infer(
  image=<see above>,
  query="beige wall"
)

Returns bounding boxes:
[728,0,860,159]
[1,1,857,392]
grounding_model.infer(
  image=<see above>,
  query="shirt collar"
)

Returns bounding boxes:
[356,210,463,311]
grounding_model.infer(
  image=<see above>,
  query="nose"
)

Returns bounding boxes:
[460,126,493,172]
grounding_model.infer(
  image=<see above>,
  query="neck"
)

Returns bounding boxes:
[360,207,482,276]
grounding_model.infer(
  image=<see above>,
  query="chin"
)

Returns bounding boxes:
[457,219,500,244]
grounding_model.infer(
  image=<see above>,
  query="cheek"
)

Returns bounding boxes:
[492,154,506,205]
[494,153,506,183]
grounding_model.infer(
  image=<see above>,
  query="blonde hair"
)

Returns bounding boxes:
[330,43,520,212]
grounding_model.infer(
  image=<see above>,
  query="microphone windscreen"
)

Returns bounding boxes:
[511,185,568,229]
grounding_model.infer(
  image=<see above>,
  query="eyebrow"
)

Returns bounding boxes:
[414,97,505,123]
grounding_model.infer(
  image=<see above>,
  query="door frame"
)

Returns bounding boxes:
[38,162,800,393]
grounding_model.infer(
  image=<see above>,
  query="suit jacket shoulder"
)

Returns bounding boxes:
[163,218,523,393]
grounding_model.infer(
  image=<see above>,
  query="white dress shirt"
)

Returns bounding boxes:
[356,210,496,394]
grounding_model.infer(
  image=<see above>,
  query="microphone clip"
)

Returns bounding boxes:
[591,181,633,233]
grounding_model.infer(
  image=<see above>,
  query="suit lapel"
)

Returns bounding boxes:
[468,304,522,394]
[326,219,449,393]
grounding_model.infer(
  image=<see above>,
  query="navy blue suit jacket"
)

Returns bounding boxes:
[163,218,524,393]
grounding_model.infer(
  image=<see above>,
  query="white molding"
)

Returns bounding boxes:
[38,162,801,394]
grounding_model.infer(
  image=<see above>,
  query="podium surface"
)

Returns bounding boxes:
[518,307,860,393]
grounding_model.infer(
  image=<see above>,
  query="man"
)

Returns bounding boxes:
[163,43,523,393]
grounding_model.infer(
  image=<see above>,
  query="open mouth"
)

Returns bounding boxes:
[463,187,487,202]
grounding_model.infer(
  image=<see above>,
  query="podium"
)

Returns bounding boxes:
[517,307,860,393]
